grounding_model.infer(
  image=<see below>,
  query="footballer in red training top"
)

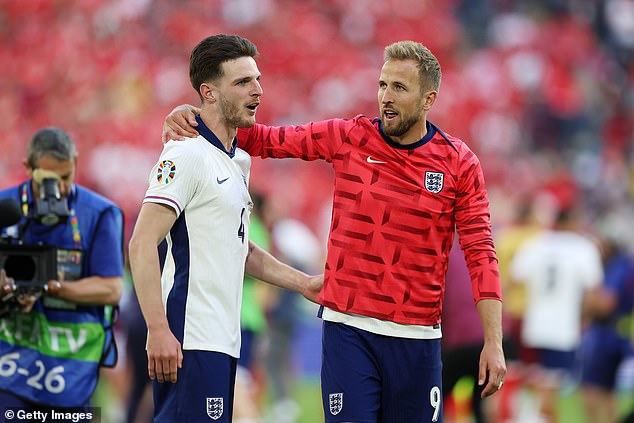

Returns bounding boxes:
[239,115,501,325]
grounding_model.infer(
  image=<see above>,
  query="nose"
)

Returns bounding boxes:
[380,87,393,105]
[253,80,263,96]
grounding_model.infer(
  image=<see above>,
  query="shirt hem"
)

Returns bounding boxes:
[321,307,442,339]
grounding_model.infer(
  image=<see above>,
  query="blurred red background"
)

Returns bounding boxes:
[0,0,632,249]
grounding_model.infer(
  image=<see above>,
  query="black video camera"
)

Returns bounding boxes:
[0,198,58,318]
[0,244,57,318]
[33,178,70,226]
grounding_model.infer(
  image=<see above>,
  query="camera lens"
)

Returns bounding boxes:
[4,254,37,281]
[35,178,69,225]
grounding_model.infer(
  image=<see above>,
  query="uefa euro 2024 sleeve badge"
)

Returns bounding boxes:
[157,160,176,184]
[424,171,444,193]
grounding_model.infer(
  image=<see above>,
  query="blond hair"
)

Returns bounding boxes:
[384,41,441,92]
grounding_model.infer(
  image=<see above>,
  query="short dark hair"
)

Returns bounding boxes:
[189,34,259,102]
[27,127,77,168]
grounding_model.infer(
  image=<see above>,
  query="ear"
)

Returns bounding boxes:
[200,83,216,103]
[422,90,437,111]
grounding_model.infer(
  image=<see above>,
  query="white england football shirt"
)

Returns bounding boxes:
[511,230,603,351]
[144,120,252,358]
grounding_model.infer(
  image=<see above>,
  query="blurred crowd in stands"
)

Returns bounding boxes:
[1,0,633,422]
[1,0,632,244]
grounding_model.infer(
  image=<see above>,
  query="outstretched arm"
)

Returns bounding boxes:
[476,298,507,398]
[245,241,323,303]
[129,202,182,383]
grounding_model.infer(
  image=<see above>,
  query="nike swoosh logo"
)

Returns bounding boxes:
[366,156,387,164]
[217,177,230,184]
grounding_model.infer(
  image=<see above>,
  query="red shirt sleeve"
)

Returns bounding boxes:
[238,118,357,161]
[455,148,502,303]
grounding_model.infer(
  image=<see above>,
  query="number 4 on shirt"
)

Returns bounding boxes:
[238,208,245,243]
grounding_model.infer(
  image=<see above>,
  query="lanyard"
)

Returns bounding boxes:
[20,182,82,249]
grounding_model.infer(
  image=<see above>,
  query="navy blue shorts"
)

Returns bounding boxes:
[581,325,634,390]
[238,329,255,369]
[153,350,237,422]
[321,321,443,423]
[535,348,577,373]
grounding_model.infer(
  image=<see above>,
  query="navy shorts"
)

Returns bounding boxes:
[321,321,443,423]
[153,350,237,422]
[238,329,255,369]
[581,325,634,390]
[535,348,577,373]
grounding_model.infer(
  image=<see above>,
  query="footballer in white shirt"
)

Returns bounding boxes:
[129,34,321,423]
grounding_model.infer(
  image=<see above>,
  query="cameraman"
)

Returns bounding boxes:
[0,128,123,410]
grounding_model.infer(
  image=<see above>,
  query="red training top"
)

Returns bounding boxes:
[239,115,501,326]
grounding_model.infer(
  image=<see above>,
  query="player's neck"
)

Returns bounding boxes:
[199,110,237,152]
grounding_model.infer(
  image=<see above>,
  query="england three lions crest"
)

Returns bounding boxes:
[206,397,223,420]
[425,171,444,193]
[329,393,343,415]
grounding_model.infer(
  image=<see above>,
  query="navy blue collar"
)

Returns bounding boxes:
[195,115,237,158]
[374,118,437,150]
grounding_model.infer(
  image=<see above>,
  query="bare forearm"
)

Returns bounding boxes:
[129,242,170,330]
[475,298,507,396]
[47,276,122,305]
[245,241,309,294]
[476,298,503,345]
